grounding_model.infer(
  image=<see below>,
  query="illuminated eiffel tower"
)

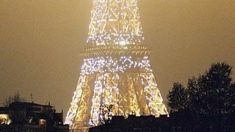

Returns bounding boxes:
[65,0,168,130]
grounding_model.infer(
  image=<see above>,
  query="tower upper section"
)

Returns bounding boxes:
[87,0,144,46]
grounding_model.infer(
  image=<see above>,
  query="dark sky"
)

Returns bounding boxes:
[0,0,235,114]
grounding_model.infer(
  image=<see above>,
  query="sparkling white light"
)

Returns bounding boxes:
[80,56,152,75]
[65,0,168,129]
[87,0,144,45]
[65,56,168,126]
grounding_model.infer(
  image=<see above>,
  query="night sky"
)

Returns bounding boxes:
[0,0,235,114]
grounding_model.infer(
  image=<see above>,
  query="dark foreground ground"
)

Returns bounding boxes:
[90,113,235,132]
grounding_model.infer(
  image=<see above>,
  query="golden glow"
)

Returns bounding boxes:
[87,0,144,45]
[65,55,169,128]
[65,0,168,129]
[0,114,11,125]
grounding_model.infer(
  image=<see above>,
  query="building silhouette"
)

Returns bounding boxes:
[0,101,69,132]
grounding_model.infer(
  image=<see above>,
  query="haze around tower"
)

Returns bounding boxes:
[0,0,234,118]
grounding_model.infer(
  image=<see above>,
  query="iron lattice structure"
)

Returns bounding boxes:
[65,0,168,129]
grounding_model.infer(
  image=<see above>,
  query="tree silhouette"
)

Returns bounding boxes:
[99,104,113,125]
[168,83,188,112]
[168,62,235,116]
[189,63,233,116]
[228,83,235,113]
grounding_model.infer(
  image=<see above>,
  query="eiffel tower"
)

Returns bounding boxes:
[65,0,168,130]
